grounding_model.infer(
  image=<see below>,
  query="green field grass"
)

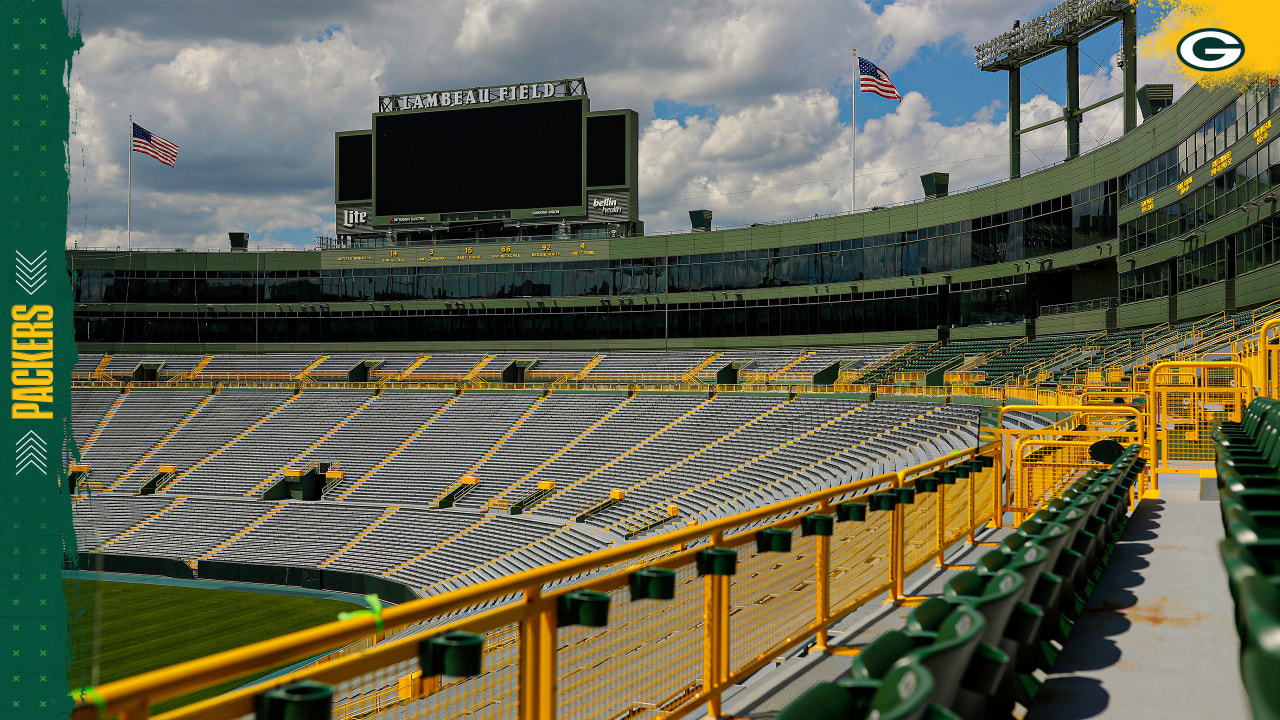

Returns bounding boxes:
[64,579,361,713]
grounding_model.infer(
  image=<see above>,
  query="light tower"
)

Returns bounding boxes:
[974,0,1138,179]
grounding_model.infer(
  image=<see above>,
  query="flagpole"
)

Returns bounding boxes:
[851,50,857,214]
[127,114,132,249]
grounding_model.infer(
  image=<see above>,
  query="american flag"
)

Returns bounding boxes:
[131,122,179,167]
[858,57,902,102]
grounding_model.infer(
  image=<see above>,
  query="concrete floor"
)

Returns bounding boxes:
[1026,474,1245,720]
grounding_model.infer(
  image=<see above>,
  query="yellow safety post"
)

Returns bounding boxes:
[518,587,542,720]
[936,467,949,566]
[706,527,727,717]
[536,593,557,720]
[890,469,905,603]
[1259,319,1280,397]
[814,499,832,653]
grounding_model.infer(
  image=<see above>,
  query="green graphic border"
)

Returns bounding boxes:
[0,2,83,718]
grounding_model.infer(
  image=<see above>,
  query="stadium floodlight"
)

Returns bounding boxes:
[974,0,1129,70]
[974,0,1136,180]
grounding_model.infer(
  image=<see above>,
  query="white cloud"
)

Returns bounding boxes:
[66,1,1197,246]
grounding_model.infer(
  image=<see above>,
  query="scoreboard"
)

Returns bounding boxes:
[334,78,638,242]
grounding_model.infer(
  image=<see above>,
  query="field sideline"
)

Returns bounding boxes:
[64,579,361,713]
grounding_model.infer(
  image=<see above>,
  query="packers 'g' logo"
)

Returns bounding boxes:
[1177,29,1244,71]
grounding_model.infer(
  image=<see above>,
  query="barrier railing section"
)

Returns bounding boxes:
[72,445,1017,720]
[1147,361,1256,473]
[997,404,1153,525]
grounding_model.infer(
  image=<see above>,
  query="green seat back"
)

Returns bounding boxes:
[943,570,1026,649]
[851,630,917,682]
[1227,505,1280,543]
[1220,537,1260,641]
[900,605,986,710]
[975,549,1010,574]
[866,661,936,720]
[904,598,954,635]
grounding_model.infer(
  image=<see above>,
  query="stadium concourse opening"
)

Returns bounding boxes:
[63,10,1280,719]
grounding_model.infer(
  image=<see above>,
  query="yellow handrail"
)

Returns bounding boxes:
[73,442,1011,720]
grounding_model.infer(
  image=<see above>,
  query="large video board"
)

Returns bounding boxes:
[335,131,372,203]
[373,97,587,222]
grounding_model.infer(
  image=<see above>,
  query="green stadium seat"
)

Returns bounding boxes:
[974,543,1059,675]
[1219,537,1276,642]
[904,598,955,637]
[903,605,1005,716]
[1238,574,1280,720]
[1020,523,1088,627]
[1220,486,1280,522]
[851,630,920,684]
[942,570,1037,715]
[868,662,959,720]
[1227,505,1280,543]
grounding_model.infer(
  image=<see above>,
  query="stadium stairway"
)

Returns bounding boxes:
[572,354,607,380]
[765,351,815,383]
[200,503,291,560]
[316,505,401,569]
[90,353,112,379]
[186,355,213,379]
[424,524,582,595]
[385,515,497,588]
[163,392,302,495]
[79,388,129,454]
[461,355,496,383]
[681,352,724,383]
[613,401,866,535]
[108,390,218,491]
[331,393,463,501]
[480,394,637,511]
[295,354,328,381]
[70,393,119,462]
[243,393,383,497]
[585,397,797,522]
[94,497,187,552]
[393,355,429,381]
[526,396,717,514]
[464,394,549,476]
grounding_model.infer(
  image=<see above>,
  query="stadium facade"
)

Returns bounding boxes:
[64,9,1280,719]
[68,79,1280,353]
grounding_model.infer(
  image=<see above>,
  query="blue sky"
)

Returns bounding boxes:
[68,0,1182,247]
[654,2,1166,137]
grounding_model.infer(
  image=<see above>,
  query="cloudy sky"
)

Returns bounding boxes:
[65,0,1187,250]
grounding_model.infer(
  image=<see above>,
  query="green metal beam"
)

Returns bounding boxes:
[1123,5,1137,133]
[1010,67,1021,180]
[1016,92,1124,136]
[1067,42,1080,159]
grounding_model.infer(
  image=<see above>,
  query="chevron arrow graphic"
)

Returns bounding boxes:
[15,250,48,295]
[16,429,48,475]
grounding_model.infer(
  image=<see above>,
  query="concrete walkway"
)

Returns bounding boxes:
[1026,474,1245,719]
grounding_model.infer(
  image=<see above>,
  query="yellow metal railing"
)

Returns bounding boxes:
[76,354,1278,720]
[997,404,1151,523]
[1147,360,1255,473]
[944,370,988,384]
[73,443,1021,720]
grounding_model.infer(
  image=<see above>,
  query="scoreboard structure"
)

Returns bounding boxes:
[334,78,639,247]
